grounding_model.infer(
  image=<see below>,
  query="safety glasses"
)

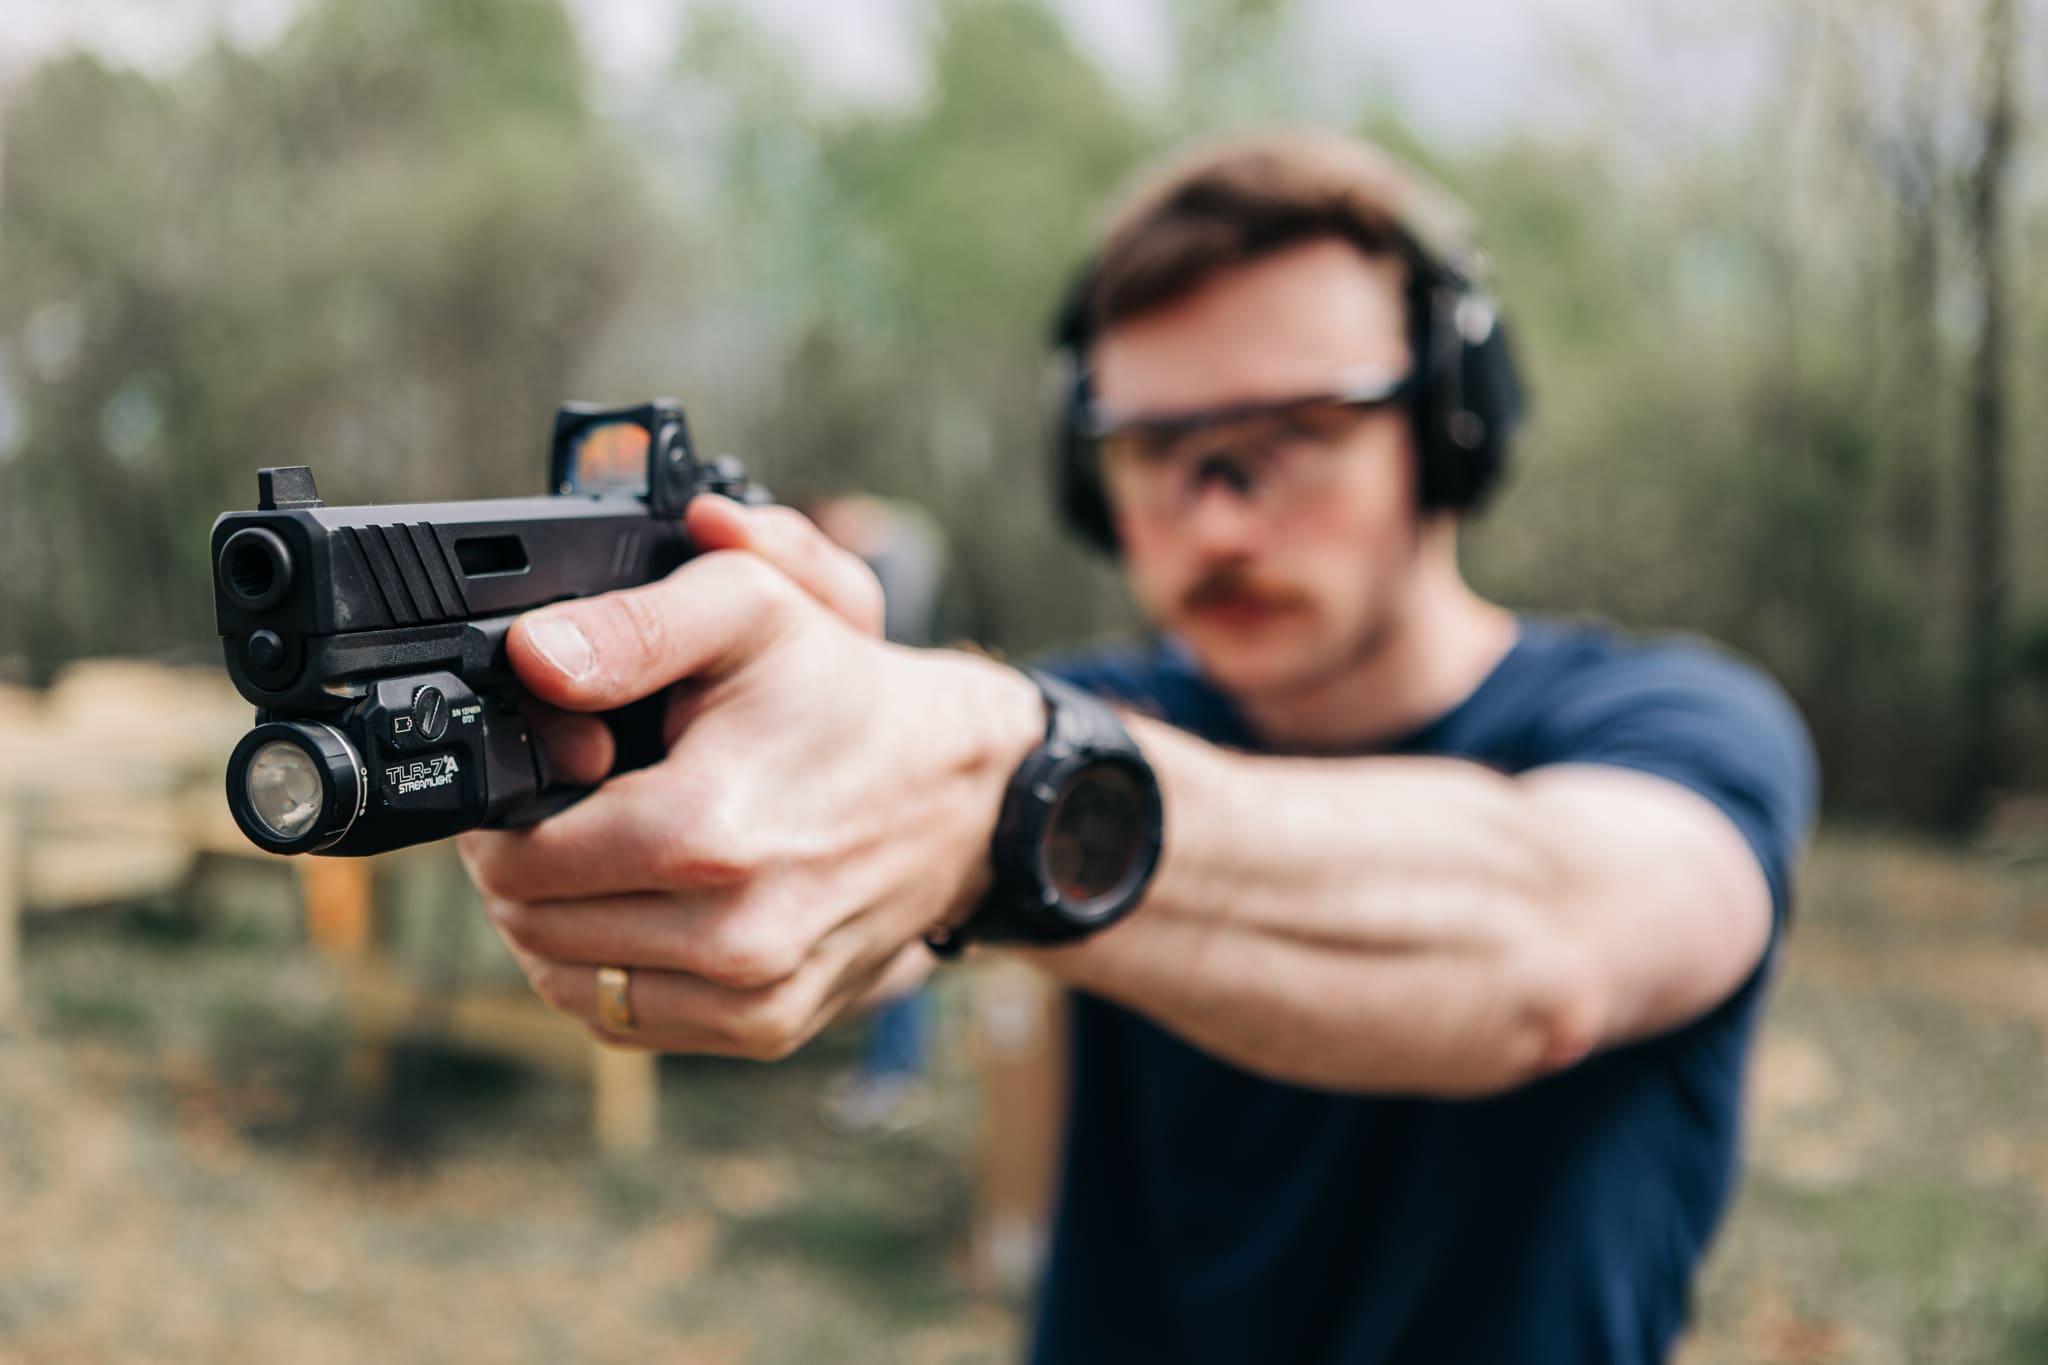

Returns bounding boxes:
[1090,369,1416,525]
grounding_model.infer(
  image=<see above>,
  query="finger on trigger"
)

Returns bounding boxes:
[526,706,614,787]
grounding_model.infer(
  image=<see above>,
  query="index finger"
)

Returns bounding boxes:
[519,697,613,788]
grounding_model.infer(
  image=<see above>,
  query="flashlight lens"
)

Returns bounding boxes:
[246,739,324,840]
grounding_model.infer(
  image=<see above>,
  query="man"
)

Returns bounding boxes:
[460,129,1817,1363]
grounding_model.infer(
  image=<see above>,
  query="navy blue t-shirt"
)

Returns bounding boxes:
[1032,615,1818,1365]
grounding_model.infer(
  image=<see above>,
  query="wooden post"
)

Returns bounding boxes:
[591,1041,658,1152]
[300,857,374,959]
[301,856,381,1101]
[972,961,1068,1294]
[0,797,20,1023]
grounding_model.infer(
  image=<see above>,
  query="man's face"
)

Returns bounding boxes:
[1092,238,1421,702]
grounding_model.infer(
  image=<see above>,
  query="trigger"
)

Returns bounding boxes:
[529,725,554,790]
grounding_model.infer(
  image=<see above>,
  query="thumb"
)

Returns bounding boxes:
[508,550,797,712]
[687,495,887,637]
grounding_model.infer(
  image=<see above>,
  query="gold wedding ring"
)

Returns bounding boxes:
[596,965,637,1033]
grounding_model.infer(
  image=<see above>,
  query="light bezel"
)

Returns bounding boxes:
[225,721,365,855]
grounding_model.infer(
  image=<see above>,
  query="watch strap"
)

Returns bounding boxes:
[926,667,1159,957]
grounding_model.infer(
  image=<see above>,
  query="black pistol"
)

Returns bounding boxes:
[211,399,769,857]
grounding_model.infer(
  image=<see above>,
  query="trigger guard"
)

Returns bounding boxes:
[500,785,587,828]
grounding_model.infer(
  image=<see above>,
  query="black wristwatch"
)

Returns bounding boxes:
[927,669,1164,957]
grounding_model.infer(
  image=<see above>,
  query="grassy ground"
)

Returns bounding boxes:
[3,827,2046,1364]
[1685,830,2048,1365]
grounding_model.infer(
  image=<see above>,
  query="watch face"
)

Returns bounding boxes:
[1039,759,1151,909]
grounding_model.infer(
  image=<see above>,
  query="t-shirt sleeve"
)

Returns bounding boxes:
[1534,640,1819,923]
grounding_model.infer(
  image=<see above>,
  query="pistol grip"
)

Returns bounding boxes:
[604,691,672,774]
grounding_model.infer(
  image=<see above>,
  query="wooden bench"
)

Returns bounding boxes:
[0,661,1065,1271]
[0,662,658,1151]
[298,852,659,1153]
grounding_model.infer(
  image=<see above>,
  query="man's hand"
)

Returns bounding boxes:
[460,497,1041,1056]
[514,495,888,786]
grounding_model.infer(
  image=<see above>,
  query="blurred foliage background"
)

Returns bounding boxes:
[3,0,2047,820]
[5,4,2048,1363]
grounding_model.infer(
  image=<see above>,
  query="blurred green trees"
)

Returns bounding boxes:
[0,0,658,671]
[1,0,2042,820]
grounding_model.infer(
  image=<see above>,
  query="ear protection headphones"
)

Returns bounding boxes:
[1050,228,1527,553]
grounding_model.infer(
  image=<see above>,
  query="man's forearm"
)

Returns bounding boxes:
[1015,716,1610,1097]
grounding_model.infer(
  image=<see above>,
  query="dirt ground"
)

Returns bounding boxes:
[4,826,2046,1364]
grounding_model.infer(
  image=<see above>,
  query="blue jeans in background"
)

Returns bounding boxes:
[866,988,931,1081]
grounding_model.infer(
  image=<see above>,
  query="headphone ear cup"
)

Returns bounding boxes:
[1415,284,1526,512]
[1053,362,1119,553]
[1047,259,1120,554]
[1412,282,1464,510]
[1445,303,1524,512]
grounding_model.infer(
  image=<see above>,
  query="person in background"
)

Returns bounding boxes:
[805,495,948,1134]
[462,129,1818,1364]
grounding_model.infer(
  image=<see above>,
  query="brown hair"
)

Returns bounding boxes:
[1082,128,1475,337]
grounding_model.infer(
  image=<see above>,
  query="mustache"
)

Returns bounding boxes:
[1180,564,1310,615]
